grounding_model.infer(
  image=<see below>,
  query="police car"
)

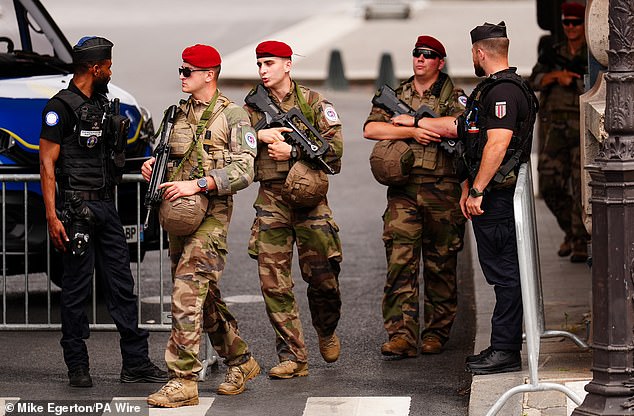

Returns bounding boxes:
[0,0,159,284]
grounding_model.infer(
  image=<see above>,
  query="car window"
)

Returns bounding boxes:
[0,0,54,56]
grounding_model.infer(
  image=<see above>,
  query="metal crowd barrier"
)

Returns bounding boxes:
[0,173,217,379]
[486,162,587,416]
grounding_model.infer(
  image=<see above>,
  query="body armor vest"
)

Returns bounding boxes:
[53,89,110,191]
[399,74,457,177]
[459,70,538,186]
[167,95,232,182]
[255,85,317,182]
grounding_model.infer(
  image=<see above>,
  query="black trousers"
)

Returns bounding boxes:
[471,188,523,351]
[60,199,149,370]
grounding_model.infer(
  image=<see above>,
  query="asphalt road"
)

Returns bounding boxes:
[1,2,478,414]
[0,86,476,416]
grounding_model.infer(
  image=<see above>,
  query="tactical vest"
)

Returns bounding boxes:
[167,95,233,182]
[398,74,457,177]
[459,70,539,186]
[254,84,317,182]
[53,89,111,191]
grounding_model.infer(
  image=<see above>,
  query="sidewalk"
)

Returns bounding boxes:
[468,194,592,416]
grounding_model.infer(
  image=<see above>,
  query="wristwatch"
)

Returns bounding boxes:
[414,114,425,128]
[469,187,484,198]
[290,145,298,160]
[196,177,208,193]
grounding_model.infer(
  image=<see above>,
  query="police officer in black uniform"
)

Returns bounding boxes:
[39,36,167,387]
[391,22,538,375]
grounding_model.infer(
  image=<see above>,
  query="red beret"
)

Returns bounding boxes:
[561,2,585,19]
[182,44,221,68]
[256,41,293,59]
[414,35,446,58]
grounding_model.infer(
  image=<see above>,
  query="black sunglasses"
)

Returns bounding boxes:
[562,18,584,27]
[178,67,210,77]
[412,48,441,60]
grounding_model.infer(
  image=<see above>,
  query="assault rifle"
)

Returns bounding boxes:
[143,104,178,229]
[245,84,335,174]
[372,84,462,155]
[539,48,586,77]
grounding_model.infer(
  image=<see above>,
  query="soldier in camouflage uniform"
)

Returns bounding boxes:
[244,41,343,379]
[363,36,467,357]
[529,2,589,263]
[143,44,259,408]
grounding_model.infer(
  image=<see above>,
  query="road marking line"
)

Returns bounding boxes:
[0,398,20,416]
[222,14,362,80]
[302,397,411,416]
[114,397,214,416]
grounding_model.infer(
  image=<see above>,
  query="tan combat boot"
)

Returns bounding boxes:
[268,360,309,379]
[381,337,417,358]
[217,356,260,395]
[570,239,588,263]
[558,236,572,257]
[147,378,198,408]
[421,334,444,354]
[318,332,341,363]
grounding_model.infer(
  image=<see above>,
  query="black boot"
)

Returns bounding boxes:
[466,349,521,375]
[121,360,168,383]
[68,366,93,387]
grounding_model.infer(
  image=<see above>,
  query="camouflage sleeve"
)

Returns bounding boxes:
[529,44,560,92]
[208,104,257,196]
[443,88,468,118]
[313,95,343,174]
[528,60,551,92]
[364,103,391,128]
[243,103,264,130]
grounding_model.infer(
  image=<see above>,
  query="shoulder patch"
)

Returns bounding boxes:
[45,111,59,126]
[495,101,507,119]
[458,95,468,107]
[244,131,257,149]
[322,104,339,123]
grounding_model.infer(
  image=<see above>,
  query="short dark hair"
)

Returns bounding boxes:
[474,37,509,58]
[72,59,108,74]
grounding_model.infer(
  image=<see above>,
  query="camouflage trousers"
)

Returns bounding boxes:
[537,112,589,242]
[248,182,343,363]
[382,176,466,346]
[165,196,250,380]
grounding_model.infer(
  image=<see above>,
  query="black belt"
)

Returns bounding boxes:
[64,189,113,201]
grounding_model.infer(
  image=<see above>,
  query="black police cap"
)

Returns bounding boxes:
[470,21,507,44]
[72,36,113,63]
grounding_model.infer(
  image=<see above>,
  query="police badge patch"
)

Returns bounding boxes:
[495,101,507,118]
[45,111,59,126]
[244,132,257,148]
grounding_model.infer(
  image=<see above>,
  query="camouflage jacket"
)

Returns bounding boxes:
[167,92,257,196]
[244,81,343,182]
[529,40,587,114]
[365,74,467,176]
